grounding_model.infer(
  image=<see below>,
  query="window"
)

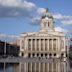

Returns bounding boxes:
[33,39,35,51]
[45,39,48,51]
[37,39,39,50]
[61,40,64,49]
[32,53,35,57]
[44,22,47,27]
[49,39,52,51]
[41,39,43,51]
[48,22,49,27]
[37,53,39,57]
[41,53,43,57]
[54,53,56,56]
[49,53,52,57]
[22,53,24,57]
[28,39,31,51]
[28,53,31,58]
[53,39,56,51]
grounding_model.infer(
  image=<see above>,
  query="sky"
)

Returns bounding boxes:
[0,0,72,38]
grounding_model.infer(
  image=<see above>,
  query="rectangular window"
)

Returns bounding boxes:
[37,39,39,51]
[41,39,43,51]
[32,39,35,51]
[28,39,31,51]
[53,39,56,51]
[45,39,48,51]
[49,39,52,51]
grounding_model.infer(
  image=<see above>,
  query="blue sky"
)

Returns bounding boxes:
[0,0,72,36]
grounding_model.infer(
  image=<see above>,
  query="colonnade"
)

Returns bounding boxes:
[18,60,67,72]
[27,38,58,51]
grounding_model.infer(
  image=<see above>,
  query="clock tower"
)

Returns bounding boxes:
[40,9,55,32]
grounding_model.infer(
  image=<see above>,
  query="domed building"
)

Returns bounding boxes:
[16,9,67,72]
[18,9,66,59]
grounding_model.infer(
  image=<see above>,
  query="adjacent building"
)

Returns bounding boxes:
[0,40,19,57]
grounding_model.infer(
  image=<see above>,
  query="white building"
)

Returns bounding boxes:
[16,9,67,72]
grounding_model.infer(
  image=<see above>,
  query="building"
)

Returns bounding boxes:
[0,40,19,57]
[16,9,67,72]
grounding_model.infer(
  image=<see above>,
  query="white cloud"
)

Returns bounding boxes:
[0,0,18,6]
[61,20,72,25]
[0,0,36,9]
[0,0,36,17]
[55,27,68,33]
[29,16,41,24]
[53,13,72,25]
[53,13,72,20]
[53,13,62,19]
[37,8,46,15]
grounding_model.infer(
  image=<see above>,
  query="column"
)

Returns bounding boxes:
[63,37,66,58]
[35,63,36,72]
[31,63,32,72]
[58,38,60,51]
[56,39,58,51]
[63,37,66,51]
[26,63,28,72]
[20,39,22,54]
[31,39,33,51]
[24,39,26,51]
[43,63,45,72]
[47,63,49,72]
[52,39,53,56]
[43,39,45,51]
[48,39,49,51]
[19,63,21,72]
[39,39,41,51]
[39,63,41,72]
[26,39,28,51]
[57,61,61,72]
[35,39,37,51]
[52,62,53,72]
[24,63,27,72]
[63,62,66,72]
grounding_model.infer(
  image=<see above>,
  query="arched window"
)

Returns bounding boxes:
[22,53,24,57]
[28,53,31,58]
[33,53,35,57]
[41,53,43,57]
[49,53,52,57]
[37,53,39,57]
[61,53,64,57]
[54,53,56,56]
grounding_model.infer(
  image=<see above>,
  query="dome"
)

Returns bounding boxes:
[41,9,53,19]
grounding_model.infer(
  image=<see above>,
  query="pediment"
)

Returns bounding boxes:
[27,32,58,37]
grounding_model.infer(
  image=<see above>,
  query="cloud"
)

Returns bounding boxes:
[29,16,41,25]
[37,8,46,15]
[0,0,36,17]
[53,13,72,25]
[55,27,68,33]
[53,13,72,20]
[61,20,72,25]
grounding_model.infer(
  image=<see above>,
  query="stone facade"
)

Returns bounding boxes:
[16,9,67,72]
